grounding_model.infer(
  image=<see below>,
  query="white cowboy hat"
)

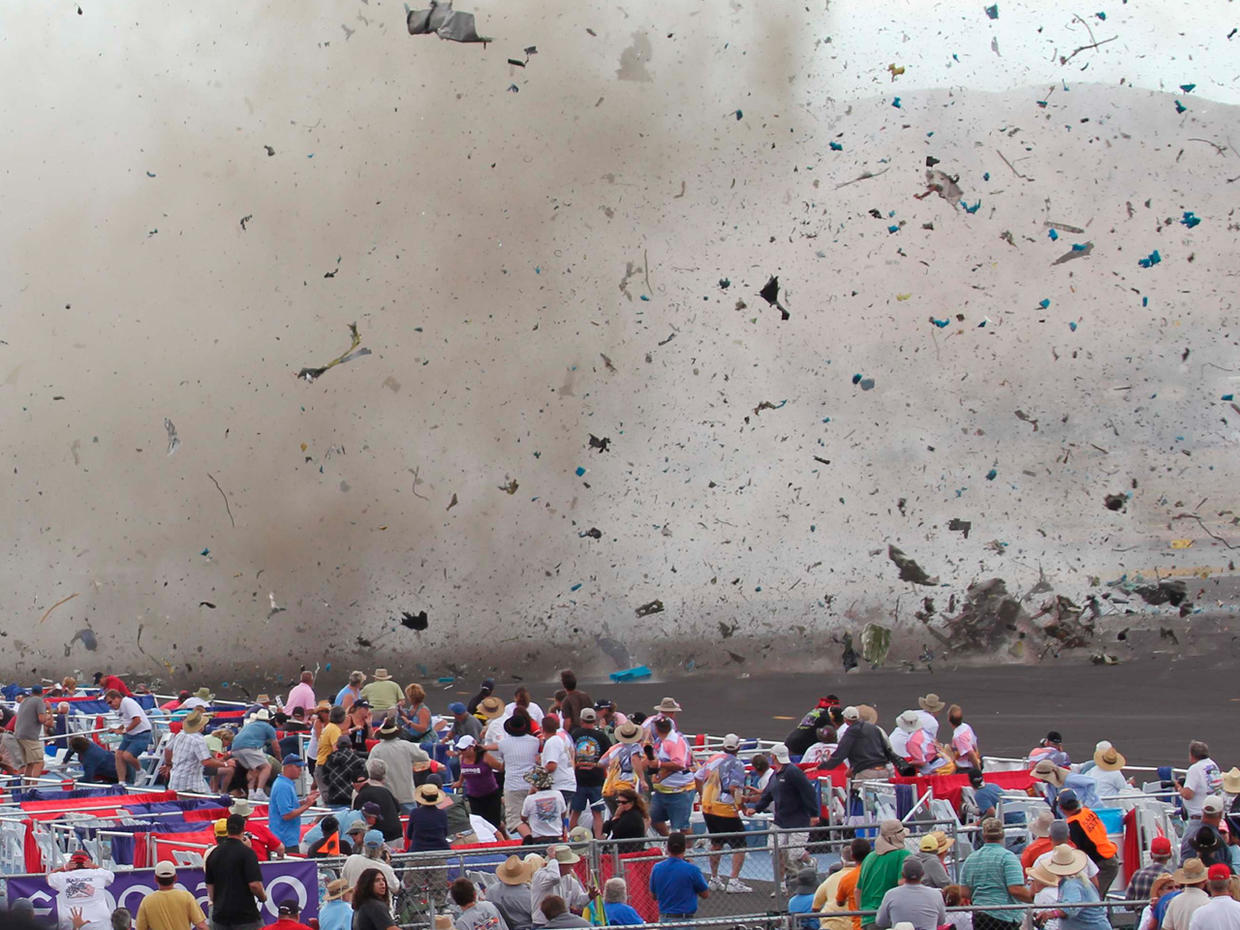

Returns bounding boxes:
[1043,844,1088,876]
[896,710,922,733]
[918,694,946,713]
[1092,741,1126,772]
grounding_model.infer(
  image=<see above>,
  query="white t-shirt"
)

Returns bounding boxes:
[541,733,577,792]
[1185,758,1224,817]
[801,742,838,765]
[1188,894,1240,930]
[1034,848,1099,880]
[918,710,940,739]
[117,697,152,734]
[1092,767,1129,797]
[522,789,567,838]
[505,702,545,725]
[889,728,911,757]
[952,723,978,760]
[48,868,115,930]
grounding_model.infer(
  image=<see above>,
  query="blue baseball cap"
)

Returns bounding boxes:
[281,753,306,767]
[1057,788,1079,807]
[448,702,467,715]
[364,829,384,848]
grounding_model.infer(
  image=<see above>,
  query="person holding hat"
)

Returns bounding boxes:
[360,670,404,721]
[1055,790,1120,895]
[406,783,452,852]
[498,712,541,833]
[959,818,1032,930]
[1025,861,1062,930]
[162,708,234,794]
[267,754,320,848]
[1036,845,1111,930]
[1127,837,1175,906]
[857,820,913,920]
[204,814,267,929]
[488,856,537,930]
[875,857,948,930]
[47,852,114,930]
[1185,863,1240,930]
[531,846,593,927]
[912,832,954,889]
[520,765,568,843]
[789,867,825,930]
[135,861,207,930]
[449,877,510,930]
[335,671,368,713]
[231,708,282,801]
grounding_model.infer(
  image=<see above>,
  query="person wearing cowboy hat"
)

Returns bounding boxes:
[916,694,945,738]
[318,878,354,930]
[497,712,541,833]
[1185,863,1240,930]
[231,708,283,801]
[161,707,235,794]
[1032,821,1100,885]
[1223,767,1240,814]
[875,857,948,930]
[180,687,216,712]
[959,818,1033,930]
[646,696,683,736]
[856,820,913,919]
[895,712,950,777]
[477,695,509,749]
[369,713,432,809]
[1035,845,1111,930]
[488,855,537,930]
[1161,860,1211,930]
[789,867,826,930]
[1025,861,1061,930]
[1182,795,1230,863]
[817,706,911,779]
[1054,790,1120,896]
[405,782,451,852]
[1030,761,1101,812]
[912,831,955,889]
[520,765,568,842]
[1085,742,1131,797]
[360,669,404,720]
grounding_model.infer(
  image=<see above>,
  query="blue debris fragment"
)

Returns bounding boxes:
[930,318,950,328]
[609,665,652,683]
[892,96,902,108]
[575,466,586,476]
[1049,229,1059,241]
[1223,394,1235,401]
[852,373,862,384]
[1181,211,1201,228]
[570,582,583,591]
[1138,250,1162,268]
[200,548,210,556]
[1175,100,1187,114]
[1071,242,1089,251]
[1180,83,1196,93]
[985,468,998,481]
[640,294,650,301]
[983,172,990,181]
[887,224,900,233]
[1039,298,1051,309]
[1142,297,1149,307]
[1096,11,1106,19]
[735,109,743,120]
[145,171,156,178]
[1069,321,1078,332]
[984,4,998,19]
[829,141,843,151]
[962,199,981,214]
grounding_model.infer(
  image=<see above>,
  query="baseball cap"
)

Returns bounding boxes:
[1045,731,1063,744]
[842,705,860,721]
[364,829,384,848]
[769,743,791,764]
[154,861,176,878]
[722,733,741,751]
[1057,788,1080,809]
[214,818,229,837]
[448,701,467,714]
[1209,864,1232,881]
[69,850,90,864]
[901,857,925,881]
[1150,837,1173,857]
[277,897,301,916]
[455,734,477,751]
[361,801,381,817]
[579,707,597,722]
[1203,796,1225,815]
[281,753,306,767]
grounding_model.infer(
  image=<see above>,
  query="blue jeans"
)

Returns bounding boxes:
[650,789,692,830]
[571,785,604,813]
[118,730,152,783]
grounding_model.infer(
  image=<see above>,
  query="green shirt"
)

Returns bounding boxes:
[859,848,909,911]
[360,679,404,710]
[959,842,1025,922]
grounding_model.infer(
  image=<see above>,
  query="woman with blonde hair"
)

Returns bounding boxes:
[397,682,432,743]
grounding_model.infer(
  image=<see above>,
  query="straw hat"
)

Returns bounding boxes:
[896,710,922,734]
[523,853,547,872]
[416,783,444,806]
[615,722,642,744]
[229,798,254,817]
[251,708,271,722]
[653,697,683,713]
[433,916,453,930]
[918,694,946,714]
[496,855,531,886]
[1030,759,1068,787]
[1026,863,1061,887]
[325,878,351,901]
[192,687,215,702]
[1223,767,1240,795]
[875,819,908,855]
[1092,741,1126,772]
[1173,858,1209,885]
[374,668,393,681]
[1030,810,1054,839]
[568,826,593,843]
[479,696,506,719]
[857,705,878,724]
[918,831,954,855]
[551,845,581,865]
[181,708,209,734]
[1044,844,1089,876]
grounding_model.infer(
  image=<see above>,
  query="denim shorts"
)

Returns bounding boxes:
[571,784,604,813]
[650,789,692,829]
[119,730,152,756]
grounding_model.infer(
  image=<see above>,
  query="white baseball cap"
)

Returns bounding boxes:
[455,735,477,751]
[722,733,741,751]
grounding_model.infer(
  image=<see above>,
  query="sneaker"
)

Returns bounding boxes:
[250,789,268,802]
[708,877,725,891]
[726,879,754,893]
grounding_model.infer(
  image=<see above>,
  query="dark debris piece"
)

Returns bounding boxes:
[580,527,602,539]
[355,635,374,648]
[296,322,372,383]
[1133,579,1187,607]
[758,275,790,321]
[199,601,217,609]
[264,145,276,156]
[947,518,972,538]
[1103,493,1127,511]
[400,610,429,631]
[499,478,519,495]
[588,434,611,453]
[634,599,665,617]
[888,545,939,585]
[407,0,491,44]
[841,633,859,672]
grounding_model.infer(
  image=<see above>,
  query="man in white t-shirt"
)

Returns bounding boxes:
[917,693,944,739]
[1189,865,1240,930]
[47,852,115,930]
[521,766,568,841]
[105,689,153,784]
[946,704,980,772]
[1181,741,1224,819]
[539,715,577,801]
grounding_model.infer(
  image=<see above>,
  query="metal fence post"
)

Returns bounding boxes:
[771,829,785,910]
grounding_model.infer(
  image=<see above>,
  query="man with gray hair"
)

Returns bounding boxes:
[601,878,643,926]
[875,858,947,930]
[354,757,403,843]
[1188,863,1240,930]
[1033,821,1099,883]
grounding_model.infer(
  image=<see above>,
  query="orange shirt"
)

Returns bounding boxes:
[1066,807,1118,859]
[835,864,863,930]
[1021,837,1054,870]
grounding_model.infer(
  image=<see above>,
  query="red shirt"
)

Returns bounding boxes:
[99,675,133,697]
[270,918,313,930]
[245,822,284,861]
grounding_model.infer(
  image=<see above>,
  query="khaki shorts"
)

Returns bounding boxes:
[18,739,44,765]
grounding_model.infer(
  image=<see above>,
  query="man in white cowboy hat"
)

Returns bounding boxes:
[1223,767,1240,814]
[229,796,285,860]
[875,857,948,930]
[477,695,509,749]
[369,714,432,810]
[916,694,944,738]
[1179,741,1225,820]
[889,711,920,758]
[318,878,353,930]
[488,855,536,930]
[231,707,282,801]
[1187,863,1240,930]
[1086,741,1131,797]
[162,707,234,794]
[530,845,592,928]
[1037,845,1109,930]
[646,697,683,736]
[1163,858,1212,930]
[959,817,1032,930]
[361,669,404,719]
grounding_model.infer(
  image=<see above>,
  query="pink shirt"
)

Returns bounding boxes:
[286,682,316,714]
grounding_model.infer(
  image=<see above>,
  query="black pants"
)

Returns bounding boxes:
[468,789,504,830]
[974,914,1021,930]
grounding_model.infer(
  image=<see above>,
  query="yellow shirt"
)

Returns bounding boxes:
[136,888,205,930]
[317,722,342,765]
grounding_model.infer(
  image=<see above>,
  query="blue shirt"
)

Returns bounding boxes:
[602,902,644,926]
[1153,891,1180,926]
[789,893,820,930]
[649,856,708,915]
[1058,876,1110,930]
[319,899,352,930]
[74,741,116,782]
[233,720,277,751]
[974,784,1003,815]
[335,685,357,706]
[267,774,303,846]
